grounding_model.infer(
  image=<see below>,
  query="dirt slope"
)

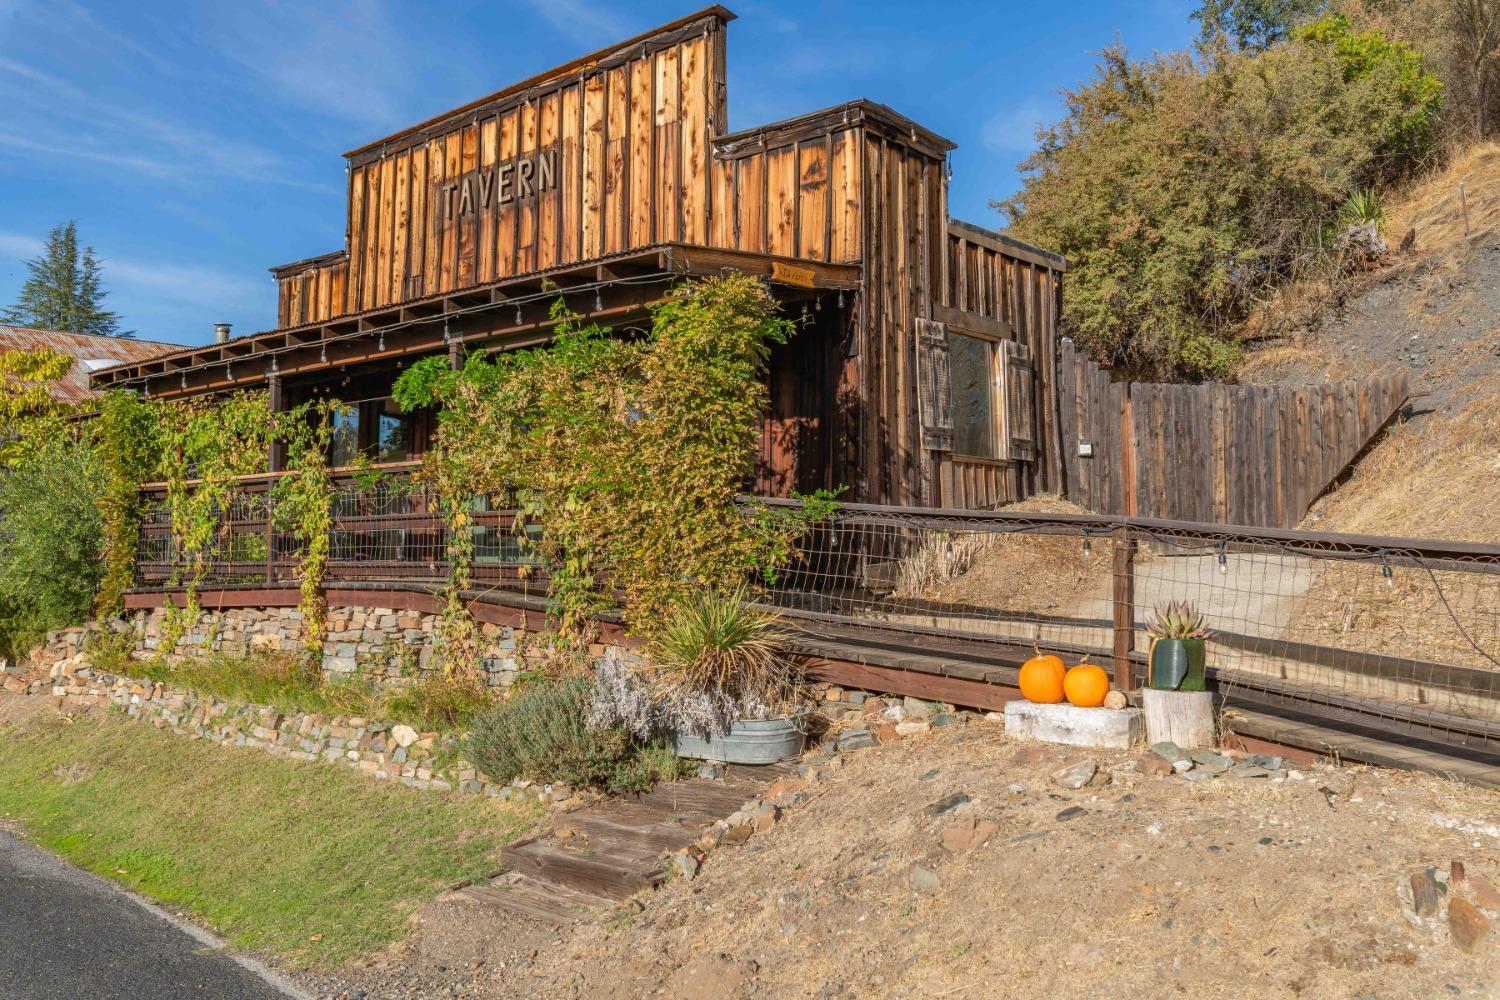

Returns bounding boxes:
[315,726,1500,999]
[1241,144,1500,542]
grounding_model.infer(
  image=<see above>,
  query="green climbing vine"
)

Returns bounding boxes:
[155,392,273,650]
[271,399,348,670]
[393,274,838,660]
[93,390,163,618]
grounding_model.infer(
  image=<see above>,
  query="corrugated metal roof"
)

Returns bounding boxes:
[0,325,187,404]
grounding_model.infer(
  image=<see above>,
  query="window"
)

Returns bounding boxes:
[373,399,412,463]
[949,331,1000,459]
[328,408,360,467]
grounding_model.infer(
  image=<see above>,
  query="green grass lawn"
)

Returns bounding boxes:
[0,710,541,968]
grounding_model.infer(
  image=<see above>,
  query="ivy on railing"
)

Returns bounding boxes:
[392,275,839,675]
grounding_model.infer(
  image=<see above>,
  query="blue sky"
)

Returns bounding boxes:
[0,1,1195,346]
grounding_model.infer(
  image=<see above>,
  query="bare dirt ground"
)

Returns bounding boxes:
[310,725,1500,1000]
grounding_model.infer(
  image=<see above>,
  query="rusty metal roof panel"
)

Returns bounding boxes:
[0,325,187,404]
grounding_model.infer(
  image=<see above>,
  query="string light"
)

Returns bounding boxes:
[320,343,328,363]
[377,331,385,352]
[1216,541,1228,574]
[1380,551,1394,587]
[181,371,187,390]
[595,286,603,312]
[515,303,523,325]
[226,362,234,382]
[837,289,845,309]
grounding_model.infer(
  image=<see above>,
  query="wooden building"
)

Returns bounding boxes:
[91,7,1066,509]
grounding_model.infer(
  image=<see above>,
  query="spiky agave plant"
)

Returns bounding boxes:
[1338,188,1384,229]
[1145,600,1212,641]
[648,586,801,736]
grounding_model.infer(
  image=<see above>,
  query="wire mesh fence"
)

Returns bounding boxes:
[744,498,1500,755]
[134,481,1500,754]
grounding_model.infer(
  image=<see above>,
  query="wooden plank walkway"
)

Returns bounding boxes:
[459,762,796,924]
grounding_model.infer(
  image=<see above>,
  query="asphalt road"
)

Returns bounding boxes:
[0,830,302,1000]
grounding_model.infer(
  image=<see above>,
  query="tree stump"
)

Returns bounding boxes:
[1141,688,1215,749]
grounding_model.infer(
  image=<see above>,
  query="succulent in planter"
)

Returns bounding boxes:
[1145,600,1212,691]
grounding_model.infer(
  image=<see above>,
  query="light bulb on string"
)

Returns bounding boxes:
[226,362,234,382]
[1216,542,1228,575]
[595,286,603,312]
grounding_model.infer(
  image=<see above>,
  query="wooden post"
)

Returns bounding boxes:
[1111,524,1137,691]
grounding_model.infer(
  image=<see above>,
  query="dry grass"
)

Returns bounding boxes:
[1307,370,1500,543]
[893,495,1116,616]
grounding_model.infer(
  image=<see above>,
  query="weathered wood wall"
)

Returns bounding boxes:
[930,222,1065,510]
[1059,339,1409,527]
[274,11,894,329]
[265,7,1068,514]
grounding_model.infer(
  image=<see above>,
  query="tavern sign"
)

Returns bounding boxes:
[440,150,557,221]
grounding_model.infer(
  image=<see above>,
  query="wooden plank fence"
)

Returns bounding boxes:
[1058,339,1408,527]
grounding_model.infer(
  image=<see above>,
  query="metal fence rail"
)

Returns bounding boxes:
[133,480,1500,755]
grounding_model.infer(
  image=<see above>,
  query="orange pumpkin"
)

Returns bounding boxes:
[1063,663,1111,708]
[1019,653,1067,703]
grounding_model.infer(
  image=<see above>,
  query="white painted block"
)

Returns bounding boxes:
[1003,700,1143,750]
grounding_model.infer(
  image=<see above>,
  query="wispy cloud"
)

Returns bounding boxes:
[0,56,327,190]
[981,96,1060,157]
[0,231,43,259]
[209,0,413,128]
[516,0,629,47]
[104,256,263,310]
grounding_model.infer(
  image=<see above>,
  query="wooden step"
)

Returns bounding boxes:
[557,809,700,856]
[502,837,666,900]
[457,872,613,925]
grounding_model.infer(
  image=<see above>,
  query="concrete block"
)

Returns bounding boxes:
[1003,700,1143,750]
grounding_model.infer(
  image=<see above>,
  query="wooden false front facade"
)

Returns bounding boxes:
[94,6,1065,510]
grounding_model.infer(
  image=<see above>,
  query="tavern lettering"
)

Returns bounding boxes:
[441,150,556,221]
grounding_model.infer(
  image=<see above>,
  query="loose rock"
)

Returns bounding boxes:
[1051,760,1098,790]
[1448,896,1491,953]
[909,865,941,893]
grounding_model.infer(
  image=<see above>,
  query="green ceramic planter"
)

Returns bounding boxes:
[1149,637,1206,691]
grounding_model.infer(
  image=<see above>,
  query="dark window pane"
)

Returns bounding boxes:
[374,399,411,463]
[329,410,360,467]
[950,332,998,458]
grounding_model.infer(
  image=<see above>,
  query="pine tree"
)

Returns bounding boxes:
[1,221,130,337]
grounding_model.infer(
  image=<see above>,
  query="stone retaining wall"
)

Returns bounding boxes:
[3,604,645,803]
[27,604,571,691]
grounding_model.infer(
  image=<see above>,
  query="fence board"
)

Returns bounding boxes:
[1057,340,1407,528]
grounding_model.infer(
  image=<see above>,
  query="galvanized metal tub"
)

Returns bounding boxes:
[672,717,806,764]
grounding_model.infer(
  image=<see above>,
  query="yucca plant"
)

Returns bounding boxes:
[647,586,801,736]
[1338,188,1384,229]
[1145,600,1212,641]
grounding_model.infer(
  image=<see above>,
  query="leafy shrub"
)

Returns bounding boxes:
[467,675,686,793]
[1003,19,1442,379]
[0,436,104,660]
